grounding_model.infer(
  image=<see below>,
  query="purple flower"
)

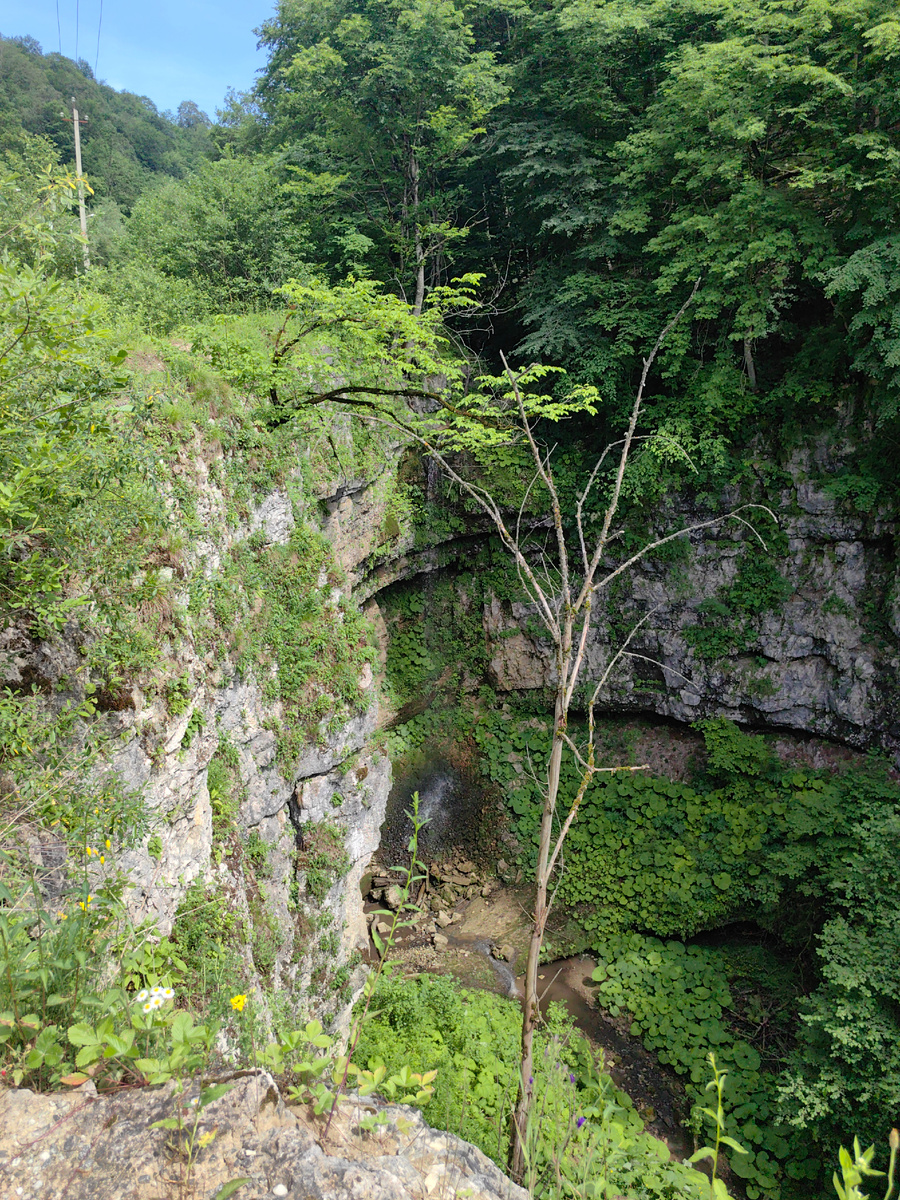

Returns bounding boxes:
[576,1117,586,1129]
[529,1076,534,1085]
[569,1073,576,1084]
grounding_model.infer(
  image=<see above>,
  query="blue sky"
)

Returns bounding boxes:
[0,1,274,118]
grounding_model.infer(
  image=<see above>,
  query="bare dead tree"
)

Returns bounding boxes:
[296,280,772,1179]
[357,284,773,1178]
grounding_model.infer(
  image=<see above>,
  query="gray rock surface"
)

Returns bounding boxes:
[0,1074,527,1200]
[477,462,900,761]
[0,451,398,1032]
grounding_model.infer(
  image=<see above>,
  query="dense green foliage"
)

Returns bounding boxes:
[3,6,900,1196]
[502,717,900,1166]
[591,934,799,1197]
[246,0,508,306]
[200,0,898,485]
[356,970,712,1199]
[380,566,900,1195]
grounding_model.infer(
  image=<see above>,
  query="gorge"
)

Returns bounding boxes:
[3,4,900,1195]
[3,367,897,1198]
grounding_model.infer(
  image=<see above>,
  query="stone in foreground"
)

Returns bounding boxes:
[0,1073,528,1200]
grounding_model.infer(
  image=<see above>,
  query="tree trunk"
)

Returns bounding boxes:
[410,152,425,318]
[509,684,567,1181]
[743,338,758,391]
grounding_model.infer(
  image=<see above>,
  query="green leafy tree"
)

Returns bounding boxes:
[492,0,900,431]
[254,0,508,309]
[121,155,313,312]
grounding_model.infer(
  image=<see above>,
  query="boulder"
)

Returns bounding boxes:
[0,1074,529,1200]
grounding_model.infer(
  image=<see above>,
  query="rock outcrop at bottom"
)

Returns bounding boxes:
[0,1074,528,1200]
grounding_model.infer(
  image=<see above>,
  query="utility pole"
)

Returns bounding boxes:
[70,98,90,272]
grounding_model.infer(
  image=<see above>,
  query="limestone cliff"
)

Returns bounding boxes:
[481,456,899,759]
[0,426,409,1030]
[376,446,899,762]
[0,1073,528,1200]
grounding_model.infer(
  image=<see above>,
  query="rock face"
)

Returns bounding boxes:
[0,454,400,1032]
[0,1074,528,1200]
[478,457,900,761]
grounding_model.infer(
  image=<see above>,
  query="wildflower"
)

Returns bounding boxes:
[569,1073,576,1084]
[77,895,93,911]
[142,1001,154,1014]
[58,911,68,921]
[100,855,105,864]
[86,847,93,856]
[576,1117,586,1129]
[136,989,150,1003]
[149,996,164,1010]
[160,987,175,1000]
[105,839,111,850]
[230,994,247,1013]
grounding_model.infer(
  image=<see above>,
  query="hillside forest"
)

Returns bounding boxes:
[1,5,899,1200]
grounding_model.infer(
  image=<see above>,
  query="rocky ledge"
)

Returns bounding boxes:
[0,1074,527,1200]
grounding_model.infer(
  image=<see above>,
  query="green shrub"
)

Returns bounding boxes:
[590,933,806,1198]
[171,880,240,997]
[355,971,711,1199]
[296,823,350,901]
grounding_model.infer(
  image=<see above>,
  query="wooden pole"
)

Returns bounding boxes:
[71,98,90,271]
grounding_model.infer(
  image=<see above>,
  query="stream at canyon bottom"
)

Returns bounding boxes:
[369,761,695,1161]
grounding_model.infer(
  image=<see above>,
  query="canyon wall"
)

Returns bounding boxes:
[479,453,899,761]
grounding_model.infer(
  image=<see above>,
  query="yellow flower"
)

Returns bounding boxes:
[230,994,247,1013]
[100,855,105,864]
[105,839,111,850]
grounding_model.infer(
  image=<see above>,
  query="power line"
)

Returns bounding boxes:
[56,0,62,54]
[75,0,79,62]
[94,0,102,76]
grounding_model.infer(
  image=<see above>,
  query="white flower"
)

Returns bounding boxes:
[149,995,164,1011]
[136,989,150,1003]
[160,987,175,1000]
[142,1001,153,1014]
